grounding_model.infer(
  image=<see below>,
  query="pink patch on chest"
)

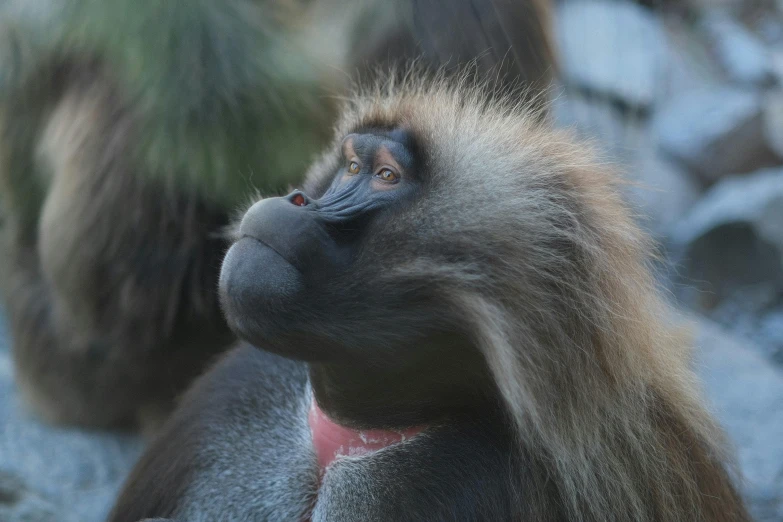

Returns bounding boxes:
[308,402,425,471]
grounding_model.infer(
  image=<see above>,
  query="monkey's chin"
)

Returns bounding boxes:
[219,237,305,346]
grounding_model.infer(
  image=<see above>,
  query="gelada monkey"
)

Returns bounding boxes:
[0,0,554,430]
[108,73,749,521]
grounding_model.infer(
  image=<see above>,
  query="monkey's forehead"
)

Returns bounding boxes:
[343,132,415,170]
[346,126,412,146]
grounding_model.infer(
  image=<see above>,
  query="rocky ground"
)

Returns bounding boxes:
[1,1,783,520]
[0,316,144,522]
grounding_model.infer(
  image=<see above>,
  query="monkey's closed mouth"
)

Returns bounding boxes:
[239,235,303,275]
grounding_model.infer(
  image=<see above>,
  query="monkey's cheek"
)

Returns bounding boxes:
[218,238,304,343]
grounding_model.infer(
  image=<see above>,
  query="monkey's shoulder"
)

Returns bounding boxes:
[182,343,310,415]
[109,345,315,522]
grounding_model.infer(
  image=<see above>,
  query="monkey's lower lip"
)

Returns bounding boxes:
[218,237,304,342]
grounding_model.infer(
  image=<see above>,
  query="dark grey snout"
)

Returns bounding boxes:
[238,193,329,273]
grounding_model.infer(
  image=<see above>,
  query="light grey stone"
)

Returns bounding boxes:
[670,168,783,299]
[0,472,58,522]
[756,16,783,47]
[763,90,783,158]
[706,287,783,363]
[556,1,666,108]
[693,318,783,521]
[687,0,750,10]
[660,15,724,101]
[552,91,647,162]
[672,167,783,248]
[652,87,779,181]
[554,93,702,238]
[627,148,702,237]
[702,12,773,86]
[670,169,783,363]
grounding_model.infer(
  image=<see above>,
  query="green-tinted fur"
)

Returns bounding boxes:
[0,0,336,217]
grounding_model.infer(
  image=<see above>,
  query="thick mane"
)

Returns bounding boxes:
[316,73,749,521]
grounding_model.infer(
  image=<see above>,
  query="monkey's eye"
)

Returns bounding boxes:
[348,161,360,175]
[376,168,399,183]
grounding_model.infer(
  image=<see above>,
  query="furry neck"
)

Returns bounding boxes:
[308,400,426,471]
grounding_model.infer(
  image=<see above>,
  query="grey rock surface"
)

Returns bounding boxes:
[556,1,666,108]
[553,92,647,162]
[763,90,783,158]
[709,291,783,365]
[670,167,783,300]
[628,148,702,237]
[652,87,779,181]
[554,93,701,238]
[702,12,773,86]
[687,0,751,11]
[660,16,723,102]
[0,313,145,522]
[669,169,783,362]
[694,318,783,521]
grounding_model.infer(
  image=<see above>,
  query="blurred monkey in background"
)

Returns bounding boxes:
[0,0,554,431]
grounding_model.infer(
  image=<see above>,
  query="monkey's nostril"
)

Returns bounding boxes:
[290,193,306,207]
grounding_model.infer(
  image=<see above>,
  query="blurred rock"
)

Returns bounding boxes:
[0,472,58,522]
[660,15,724,100]
[760,307,783,362]
[756,16,783,47]
[770,51,783,86]
[763,90,783,158]
[556,1,666,110]
[0,313,145,522]
[693,318,783,521]
[702,12,774,86]
[553,92,647,162]
[704,285,783,362]
[554,92,700,236]
[627,148,702,237]
[686,0,750,10]
[670,167,783,305]
[652,87,779,181]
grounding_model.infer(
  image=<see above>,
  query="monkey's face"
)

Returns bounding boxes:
[220,92,588,372]
[220,128,447,363]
